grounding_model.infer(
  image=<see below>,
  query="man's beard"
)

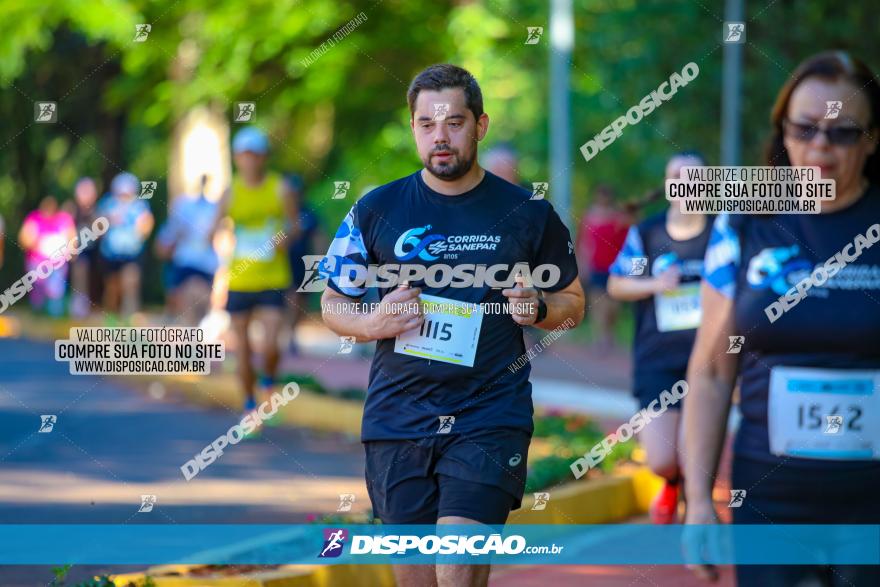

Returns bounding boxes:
[423,145,476,181]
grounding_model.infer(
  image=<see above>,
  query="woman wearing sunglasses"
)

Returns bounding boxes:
[684,51,880,585]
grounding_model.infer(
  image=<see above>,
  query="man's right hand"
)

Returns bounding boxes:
[366,283,424,340]
[654,266,681,292]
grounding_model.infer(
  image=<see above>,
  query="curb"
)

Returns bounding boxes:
[511,463,662,525]
[0,316,21,337]
[8,312,72,340]
[109,468,662,586]
[111,564,396,587]
[512,472,634,524]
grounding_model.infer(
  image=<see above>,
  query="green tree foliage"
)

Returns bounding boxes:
[0,0,876,292]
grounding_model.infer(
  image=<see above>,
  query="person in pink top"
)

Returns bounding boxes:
[576,185,630,350]
[18,196,76,316]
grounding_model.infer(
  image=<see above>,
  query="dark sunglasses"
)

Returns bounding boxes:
[782,119,868,146]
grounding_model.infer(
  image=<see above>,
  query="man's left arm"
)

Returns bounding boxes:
[502,274,584,330]
[502,204,585,330]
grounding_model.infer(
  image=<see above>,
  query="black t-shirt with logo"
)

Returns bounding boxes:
[705,187,880,469]
[321,170,578,440]
[610,212,712,375]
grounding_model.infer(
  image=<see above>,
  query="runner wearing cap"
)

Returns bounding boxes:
[96,172,154,319]
[217,127,299,428]
[684,51,880,585]
[320,64,584,587]
[607,151,710,523]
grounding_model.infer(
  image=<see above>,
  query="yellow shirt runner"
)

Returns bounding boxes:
[227,172,291,292]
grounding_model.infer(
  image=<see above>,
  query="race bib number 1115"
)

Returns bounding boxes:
[394,294,482,367]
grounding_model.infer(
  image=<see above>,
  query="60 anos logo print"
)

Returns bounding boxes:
[394,225,501,261]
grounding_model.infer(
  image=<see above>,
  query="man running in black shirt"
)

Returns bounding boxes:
[320,64,585,587]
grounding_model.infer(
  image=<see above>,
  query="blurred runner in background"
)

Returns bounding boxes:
[96,172,154,321]
[483,143,520,185]
[18,195,76,316]
[70,177,100,317]
[284,173,324,354]
[577,185,629,351]
[156,174,219,326]
[218,127,299,429]
[607,152,710,523]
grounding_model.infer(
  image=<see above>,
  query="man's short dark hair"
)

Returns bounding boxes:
[407,64,484,122]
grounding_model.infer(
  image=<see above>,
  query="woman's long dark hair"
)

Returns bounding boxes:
[626,150,708,216]
[764,51,880,185]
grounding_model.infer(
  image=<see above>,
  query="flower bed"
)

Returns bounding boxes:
[526,411,636,492]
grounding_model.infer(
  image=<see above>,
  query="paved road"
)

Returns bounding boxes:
[0,337,366,586]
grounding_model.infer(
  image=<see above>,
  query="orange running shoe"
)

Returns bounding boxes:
[649,481,680,524]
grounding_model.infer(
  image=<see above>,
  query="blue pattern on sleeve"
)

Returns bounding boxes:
[703,214,740,299]
[609,226,647,276]
[321,205,371,298]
